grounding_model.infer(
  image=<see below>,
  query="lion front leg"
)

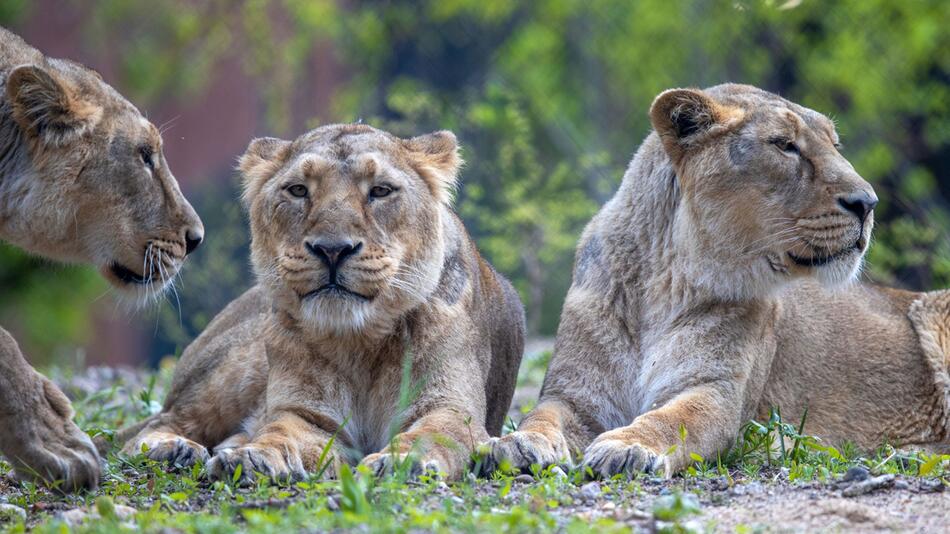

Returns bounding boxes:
[207,412,342,485]
[478,400,577,476]
[582,385,740,478]
[362,406,488,481]
[0,327,101,491]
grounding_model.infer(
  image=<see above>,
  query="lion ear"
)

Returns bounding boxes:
[649,88,743,161]
[238,136,292,205]
[6,64,102,146]
[404,130,462,204]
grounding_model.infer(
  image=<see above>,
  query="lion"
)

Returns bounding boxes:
[0,27,204,491]
[481,83,949,479]
[118,123,525,482]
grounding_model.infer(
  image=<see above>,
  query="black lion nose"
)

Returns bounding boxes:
[837,191,878,221]
[185,228,204,255]
[306,240,362,269]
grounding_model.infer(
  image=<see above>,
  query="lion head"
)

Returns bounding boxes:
[1,58,204,300]
[648,83,876,295]
[239,124,461,335]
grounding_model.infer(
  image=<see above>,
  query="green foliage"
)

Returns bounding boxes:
[3,1,949,348]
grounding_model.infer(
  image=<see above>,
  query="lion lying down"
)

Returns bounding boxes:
[483,84,949,478]
[120,124,525,481]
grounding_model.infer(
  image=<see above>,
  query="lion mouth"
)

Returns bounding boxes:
[110,263,151,285]
[787,241,862,268]
[302,283,371,301]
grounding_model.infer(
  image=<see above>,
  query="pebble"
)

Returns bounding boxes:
[919,479,945,493]
[841,466,870,483]
[579,481,601,501]
[326,495,339,512]
[0,504,26,522]
[549,466,569,481]
[893,479,910,491]
[514,474,535,484]
[842,474,894,497]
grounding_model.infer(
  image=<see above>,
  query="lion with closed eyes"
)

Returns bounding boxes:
[481,84,950,479]
[120,123,525,482]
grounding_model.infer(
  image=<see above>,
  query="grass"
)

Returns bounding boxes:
[1,355,948,533]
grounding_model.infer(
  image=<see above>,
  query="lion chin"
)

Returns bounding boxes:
[299,290,375,333]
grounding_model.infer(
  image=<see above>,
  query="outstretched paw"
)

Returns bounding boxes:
[2,377,101,492]
[208,445,304,485]
[581,438,666,479]
[475,430,570,477]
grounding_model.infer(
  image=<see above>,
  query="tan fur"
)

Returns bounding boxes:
[482,84,948,478]
[0,27,203,491]
[121,124,525,482]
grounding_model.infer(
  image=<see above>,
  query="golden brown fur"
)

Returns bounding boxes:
[0,27,203,491]
[121,124,525,482]
[482,84,948,478]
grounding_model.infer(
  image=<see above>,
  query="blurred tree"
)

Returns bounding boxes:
[1,0,948,360]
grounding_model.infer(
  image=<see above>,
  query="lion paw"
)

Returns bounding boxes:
[475,431,570,477]
[124,434,210,469]
[581,438,665,478]
[208,445,304,485]
[361,451,444,479]
[1,377,101,492]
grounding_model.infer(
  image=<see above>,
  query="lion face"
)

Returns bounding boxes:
[241,124,461,334]
[3,61,204,301]
[650,84,877,290]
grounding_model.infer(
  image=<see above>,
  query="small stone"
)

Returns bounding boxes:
[842,474,894,497]
[326,495,339,512]
[0,504,26,522]
[514,474,535,484]
[841,466,870,483]
[920,479,945,493]
[549,466,569,481]
[893,479,910,491]
[659,487,672,496]
[729,485,747,496]
[745,481,764,495]
[601,501,616,511]
[579,481,601,501]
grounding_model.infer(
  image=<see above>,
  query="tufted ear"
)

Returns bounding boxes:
[649,88,744,162]
[403,130,462,204]
[238,136,292,205]
[6,64,102,146]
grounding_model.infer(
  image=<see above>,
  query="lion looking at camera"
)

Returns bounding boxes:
[483,83,949,478]
[120,124,525,482]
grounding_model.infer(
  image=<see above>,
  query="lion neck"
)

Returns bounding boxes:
[602,134,781,324]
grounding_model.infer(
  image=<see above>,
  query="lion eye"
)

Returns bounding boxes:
[139,146,154,169]
[286,184,309,198]
[770,138,800,155]
[369,185,394,199]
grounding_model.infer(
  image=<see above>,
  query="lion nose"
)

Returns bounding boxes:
[184,228,204,255]
[837,190,878,221]
[306,240,362,269]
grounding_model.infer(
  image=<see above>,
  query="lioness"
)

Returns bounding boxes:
[120,124,525,482]
[0,27,204,490]
[482,84,949,478]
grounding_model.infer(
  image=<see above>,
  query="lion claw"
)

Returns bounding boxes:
[475,431,570,477]
[581,439,665,478]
